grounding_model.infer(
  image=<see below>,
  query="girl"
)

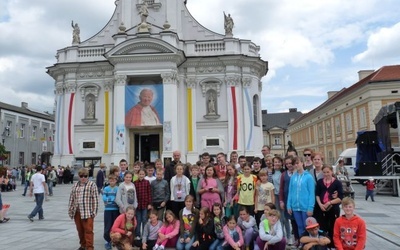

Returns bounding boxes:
[310,152,324,183]
[287,156,315,236]
[110,205,137,250]
[265,156,273,183]
[141,210,163,250]
[134,169,152,240]
[221,215,244,250]
[254,169,275,225]
[259,203,277,223]
[191,207,215,250]
[209,203,226,250]
[170,163,191,218]
[115,171,138,213]
[224,164,238,218]
[271,157,287,238]
[315,165,343,248]
[236,163,258,216]
[237,207,258,250]
[154,210,180,250]
[256,209,286,250]
[176,195,199,250]
[198,165,224,211]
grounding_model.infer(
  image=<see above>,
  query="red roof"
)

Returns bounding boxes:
[291,65,400,125]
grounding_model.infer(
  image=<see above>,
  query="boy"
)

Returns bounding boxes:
[364,177,376,201]
[144,163,156,184]
[252,157,262,179]
[154,159,164,171]
[300,217,330,250]
[102,174,120,250]
[150,169,170,220]
[236,163,258,216]
[333,197,366,250]
[189,164,201,208]
[132,161,141,182]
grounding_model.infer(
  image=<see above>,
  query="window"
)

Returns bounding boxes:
[359,107,367,128]
[318,124,323,139]
[253,95,260,126]
[335,117,341,135]
[19,152,24,165]
[326,121,331,137]
[31,153,36,164]
[43,128,47,139]
[345,113,352,132]
[20,124,25,138]
[32,126,37,139]
[274,135,281,145]
[5,121,12,136]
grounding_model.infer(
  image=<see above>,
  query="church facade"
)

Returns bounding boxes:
[47,0,268,167]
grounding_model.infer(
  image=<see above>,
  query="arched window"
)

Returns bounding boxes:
[253,94,259,126]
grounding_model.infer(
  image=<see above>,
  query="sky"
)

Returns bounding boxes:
[1,0,400,114]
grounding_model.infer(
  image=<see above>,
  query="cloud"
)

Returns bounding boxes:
[352,22,400,64]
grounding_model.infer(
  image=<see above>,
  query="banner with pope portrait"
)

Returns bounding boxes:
[125,84,164,127]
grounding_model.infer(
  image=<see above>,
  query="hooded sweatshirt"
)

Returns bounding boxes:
[333,214,366,250]
[287,170,315,213]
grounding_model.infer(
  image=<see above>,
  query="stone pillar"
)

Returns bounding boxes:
[51,80,65,166]
[103,80,115,159]
[161,71,178,159]
[112,74,128,163]
[62,79,77,166]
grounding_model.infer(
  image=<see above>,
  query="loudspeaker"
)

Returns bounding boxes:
[358,162,382,176]
[356,131,378,145]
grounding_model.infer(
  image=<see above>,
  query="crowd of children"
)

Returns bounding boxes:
[100,148,367,250]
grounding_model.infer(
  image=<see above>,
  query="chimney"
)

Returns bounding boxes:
[327,91,338,99]
[21,102,28,109]
[289,108,297,112]
[358,70,374,80]
[262,110,267,114]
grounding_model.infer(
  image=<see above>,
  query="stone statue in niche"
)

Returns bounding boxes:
[86,97,95,119]
[208,92,217,115]
[71,20,80,44]
[224,12,234,36]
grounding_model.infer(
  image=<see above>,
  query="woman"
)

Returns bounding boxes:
[287,156,315,236]
[315,165,343,248]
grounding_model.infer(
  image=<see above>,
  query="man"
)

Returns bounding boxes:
[68,167,99,250]
[125,88,161,127]
[261,145,271,168]
[47,165,57,196]
[96,163,107,194]
[28,165,48,222]
[164,150,183,182]
[214,152,228,182]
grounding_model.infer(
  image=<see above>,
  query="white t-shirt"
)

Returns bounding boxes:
[31,172,45,194]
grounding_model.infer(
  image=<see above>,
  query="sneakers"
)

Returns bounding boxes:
[27,216,34,222]
[134,236,141,241]
[153,244,159,250]
[39,217,45,220]
[104,242,112,250]
[0,218,10,223]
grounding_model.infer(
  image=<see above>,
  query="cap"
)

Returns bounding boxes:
[305,217,319,229]
[369,177,374,181]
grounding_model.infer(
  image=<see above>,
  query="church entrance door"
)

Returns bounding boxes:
[134,134,160,163]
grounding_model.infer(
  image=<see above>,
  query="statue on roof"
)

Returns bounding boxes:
[224,12,234,37]
[139,1,149,24]
[71,20,80,44]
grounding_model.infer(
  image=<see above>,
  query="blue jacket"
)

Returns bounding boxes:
[287,170,315,213]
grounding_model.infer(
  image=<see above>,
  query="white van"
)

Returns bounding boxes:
[333,148,357,177]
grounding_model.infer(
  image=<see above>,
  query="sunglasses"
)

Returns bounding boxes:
[303,154,311,157]
[79,175,88,178]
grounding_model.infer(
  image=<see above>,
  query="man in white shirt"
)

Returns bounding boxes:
[28,166,48,221]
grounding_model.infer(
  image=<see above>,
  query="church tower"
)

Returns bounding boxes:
[47,0,268,166]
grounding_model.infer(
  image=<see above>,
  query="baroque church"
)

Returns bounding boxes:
[47,0,268,167]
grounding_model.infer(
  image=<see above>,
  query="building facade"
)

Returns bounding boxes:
[47,0,268,167]
[288,66,400,164]
[0,102,55,166]
[262,108,303,156]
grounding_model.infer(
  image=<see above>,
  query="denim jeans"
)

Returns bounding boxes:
[47,181,53,195]
[293,211,308,236]
[210,238,223,250]
[135,208,148,238]
[176,232,195,250]
[29,193,44,219]
[23,181,30,195]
